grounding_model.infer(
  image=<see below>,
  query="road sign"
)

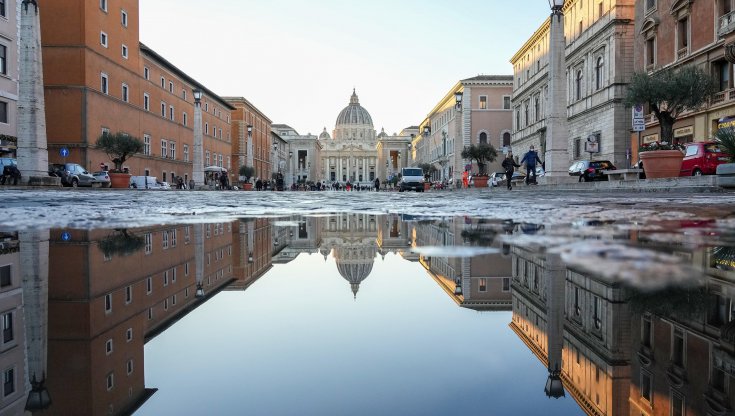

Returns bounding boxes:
[632,118,646,132]
[60,147,69,157]
[61,231,71,242]
[632,104,644,119]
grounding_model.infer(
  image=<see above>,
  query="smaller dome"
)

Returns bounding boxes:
[377,127,387,138]
[319,127,331,140]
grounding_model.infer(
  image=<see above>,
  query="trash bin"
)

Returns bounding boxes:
[189,179,195,190]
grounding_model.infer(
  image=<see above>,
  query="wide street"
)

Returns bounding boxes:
[3,188,735,231]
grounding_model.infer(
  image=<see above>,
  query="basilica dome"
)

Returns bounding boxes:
[336,89,373,127]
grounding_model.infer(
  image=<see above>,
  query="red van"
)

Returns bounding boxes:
[680,141,731,176]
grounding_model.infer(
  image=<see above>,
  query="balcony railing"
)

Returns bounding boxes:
[720,11,735,37]
[677,46,688,60]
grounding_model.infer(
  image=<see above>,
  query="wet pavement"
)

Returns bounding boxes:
[2,190,735,415]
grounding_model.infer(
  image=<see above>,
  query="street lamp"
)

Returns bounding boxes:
[454,91,463,110]
[423,126,430,137]
[246,125,253,177]
[289,150,294,187]
[549,0,564,14]
[192,88,204,189]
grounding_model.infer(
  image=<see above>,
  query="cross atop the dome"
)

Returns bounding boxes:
[350,88,359,105]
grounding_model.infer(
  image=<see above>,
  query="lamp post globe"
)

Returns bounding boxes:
[192,88,203,103]
[454,91,463,109]
[549,0,564,11]
[423,126,430,137]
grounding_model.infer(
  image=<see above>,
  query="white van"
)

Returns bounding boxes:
[399,167,425,192]
[129,176,166,190]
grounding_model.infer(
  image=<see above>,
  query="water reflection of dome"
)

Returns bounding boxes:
[333,245,376,298]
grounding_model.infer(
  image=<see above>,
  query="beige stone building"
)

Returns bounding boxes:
[0,1,18,159]
[415,76,513,183]
[511,1,636,169]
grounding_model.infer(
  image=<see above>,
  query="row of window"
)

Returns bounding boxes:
[143,67,229,123]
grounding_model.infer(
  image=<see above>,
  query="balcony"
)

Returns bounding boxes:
[677,46,688,60]
[711,88,735,107]
[720,11,735,37]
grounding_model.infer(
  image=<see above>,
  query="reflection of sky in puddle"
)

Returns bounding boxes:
[7,197,735,415]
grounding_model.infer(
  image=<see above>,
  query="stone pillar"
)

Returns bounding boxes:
[247,128,253,170]
[238,123,245,174]
[194,224,205,297]
[20,229,52,410]
[542,9,573,183]
[17,1,57,186]
[544,252,566,398]
[193,99,204,187]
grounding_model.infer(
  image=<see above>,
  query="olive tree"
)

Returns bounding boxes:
[461,143,498,175]
[625,65,714,143]
[95,132,144,172]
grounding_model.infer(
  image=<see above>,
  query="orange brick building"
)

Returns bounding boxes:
[224,97,273,182]
[40,0,234,183]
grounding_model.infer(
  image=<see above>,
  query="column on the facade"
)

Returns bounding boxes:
[363,158,367,181]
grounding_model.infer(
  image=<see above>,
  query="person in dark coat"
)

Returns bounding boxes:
[520,145,543,185]
[374,177,380,191]
[501,153,520,190]
[1,165,20,185]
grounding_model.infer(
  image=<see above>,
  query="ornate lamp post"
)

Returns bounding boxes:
[544,0,569,182]
[192,89,204,188]
[454,91,463,110]
[246,124,253,180]
[289,150,294,188]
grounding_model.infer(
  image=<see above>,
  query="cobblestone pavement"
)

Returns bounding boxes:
[2,188,735,230]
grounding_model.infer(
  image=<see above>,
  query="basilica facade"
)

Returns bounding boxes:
[274,90,413,187]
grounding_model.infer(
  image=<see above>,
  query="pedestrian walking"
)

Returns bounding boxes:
[374,177,380,191]
[501,153,520,190]
[520,145,543,185]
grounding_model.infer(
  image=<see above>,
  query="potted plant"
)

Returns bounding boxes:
[637,141,685,178]
[239,165,255,190]
[461,143,498,188]
[95,132,144,188]
[625,65,714,178]
[418,162,437,190]
[714,128,735,186]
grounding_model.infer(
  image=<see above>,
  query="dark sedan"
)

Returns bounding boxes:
[568,160,616,182]
[49,163,96,187]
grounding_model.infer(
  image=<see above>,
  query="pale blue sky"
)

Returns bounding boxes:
[140,1,550,136]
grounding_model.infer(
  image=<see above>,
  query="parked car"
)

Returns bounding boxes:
[92,171,111,188]
[568,160,616,182]
[679,141,731,176]
[490,171,527,187]
[129,176,171,190]
[48,163,95,187]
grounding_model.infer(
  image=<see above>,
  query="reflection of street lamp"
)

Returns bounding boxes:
[25,377,51,411]
[545,371,565,399]
[454,279,462,295]
[195,282,205,298]
[192,89,204,188]
[248,251,253,263]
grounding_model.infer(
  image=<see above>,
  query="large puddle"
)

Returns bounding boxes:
[2,212,734,415]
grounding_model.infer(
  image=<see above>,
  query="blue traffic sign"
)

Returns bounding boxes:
[60,147,70,157]
[61,231,71,242]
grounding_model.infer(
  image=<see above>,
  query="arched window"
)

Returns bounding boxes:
[479,132,488,144]
[503,132,511,147]
[595,56,604,90]
[575,70,583,100]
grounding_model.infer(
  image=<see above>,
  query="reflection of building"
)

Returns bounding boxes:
[44,224,234,415]
[415,219,512,311]
[0,232,29,413]
[629,247,735,416]
[229,219,272,291]
[271,215,413,297]
[509,245,631,415]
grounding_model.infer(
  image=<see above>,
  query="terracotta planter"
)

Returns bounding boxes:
[473,176,489,188]
[242,183,253,191]
[108,172,131,189]
[423,182,431,191]
[639,150,684,179]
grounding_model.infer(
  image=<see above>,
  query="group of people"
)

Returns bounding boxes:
[501,145,542,190]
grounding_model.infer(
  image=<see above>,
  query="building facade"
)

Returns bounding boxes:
[40,0,233,184]
[224,97,272,183]
[272,124,320,187]
[634,0,735,159]
[0,1,18,160]
[415,76,513,183]
[511,1,635,169]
